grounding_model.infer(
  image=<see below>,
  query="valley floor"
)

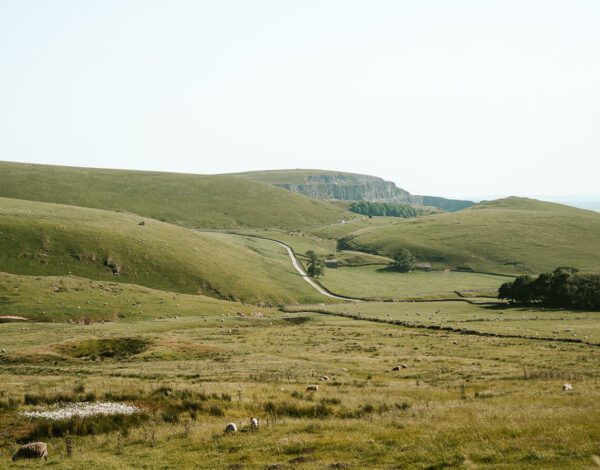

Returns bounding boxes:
[1,234,599,469]
[1,274,600,469]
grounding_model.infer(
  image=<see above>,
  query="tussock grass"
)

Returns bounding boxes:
[1,311,599,468]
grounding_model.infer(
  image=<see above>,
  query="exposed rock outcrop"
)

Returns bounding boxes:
[274,174,474,212]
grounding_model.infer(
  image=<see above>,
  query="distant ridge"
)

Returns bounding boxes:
[0,161,352,229]
[232,169,474,212]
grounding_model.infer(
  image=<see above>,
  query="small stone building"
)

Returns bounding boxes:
[414,262,432,271]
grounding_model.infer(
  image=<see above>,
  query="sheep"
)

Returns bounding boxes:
[306,385,319,392]
[562,383,573,391]
[250,417,259,430]
[12,442,48,461]
[224,422,238,434]
[319,375,330,382]
[391,365,407,371]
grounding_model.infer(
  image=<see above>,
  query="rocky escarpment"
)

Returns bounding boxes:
[278,174,414,203]
[275,174,474,212]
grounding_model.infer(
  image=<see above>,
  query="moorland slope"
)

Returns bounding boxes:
[340,197,600,274]
[0,197,326,304]
[0,161,351,229]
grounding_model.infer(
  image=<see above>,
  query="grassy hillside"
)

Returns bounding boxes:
[0,161,351,229]
[341,197,600,274]
[0,271,279,323]
[0,197,328,305]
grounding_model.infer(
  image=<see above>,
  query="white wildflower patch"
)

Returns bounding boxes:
[21,402,141,420]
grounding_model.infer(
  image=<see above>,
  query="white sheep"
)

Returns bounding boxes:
[319,375,330,382]
[224,422,238,434]
[562,383,573,391]
[250,417,259,430]
[306,384,319,392]
[12,442,48,461]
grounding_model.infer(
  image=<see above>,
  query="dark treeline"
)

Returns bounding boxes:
[349,201,422,218]
[498,267,600,309]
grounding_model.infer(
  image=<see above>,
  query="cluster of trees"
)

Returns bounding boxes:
[498,267,600,309]
[349,201,422,218]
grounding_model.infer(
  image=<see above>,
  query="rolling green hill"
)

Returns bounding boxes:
[339,197,600,274]
[0,161,351,229]
[0,197,328,304]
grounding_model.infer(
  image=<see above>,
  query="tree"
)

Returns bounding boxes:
[497,267,600,310]
[305,250,325,279]
[391,248,415,272]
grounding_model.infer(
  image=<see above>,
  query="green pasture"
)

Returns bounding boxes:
[318,266,507,300]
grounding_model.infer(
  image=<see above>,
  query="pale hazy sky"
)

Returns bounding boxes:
[1,1,599,199]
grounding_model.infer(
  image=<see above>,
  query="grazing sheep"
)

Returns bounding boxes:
[319,375,330,382]
[250,417,259,430]
[306,385,319,392]
[563,383,573,391]
[391,366,401,371]
[224,423,238,434]
[12,442,48,461]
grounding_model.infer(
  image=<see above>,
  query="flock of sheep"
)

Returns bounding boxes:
[222,382,327,434]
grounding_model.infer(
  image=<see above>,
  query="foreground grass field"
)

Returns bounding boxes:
[0,198,327,305]
[318,267,508,300]
[341,198,600,275]
[1,304,599,468]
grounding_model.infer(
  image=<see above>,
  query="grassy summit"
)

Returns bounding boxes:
[0,161,351,229]
[340,197,600,274]
[0,197,328,304]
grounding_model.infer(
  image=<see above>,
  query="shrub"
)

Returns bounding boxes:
[209,404,224,417]
[162,407,180,424]
[262,401,332,419]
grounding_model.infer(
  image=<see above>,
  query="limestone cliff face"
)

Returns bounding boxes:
[275,174,474,212]
[278,174,414,203]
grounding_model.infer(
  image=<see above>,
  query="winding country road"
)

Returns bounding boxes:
[272,240,360,302]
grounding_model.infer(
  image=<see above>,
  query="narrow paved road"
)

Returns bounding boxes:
[272,240,360,302]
